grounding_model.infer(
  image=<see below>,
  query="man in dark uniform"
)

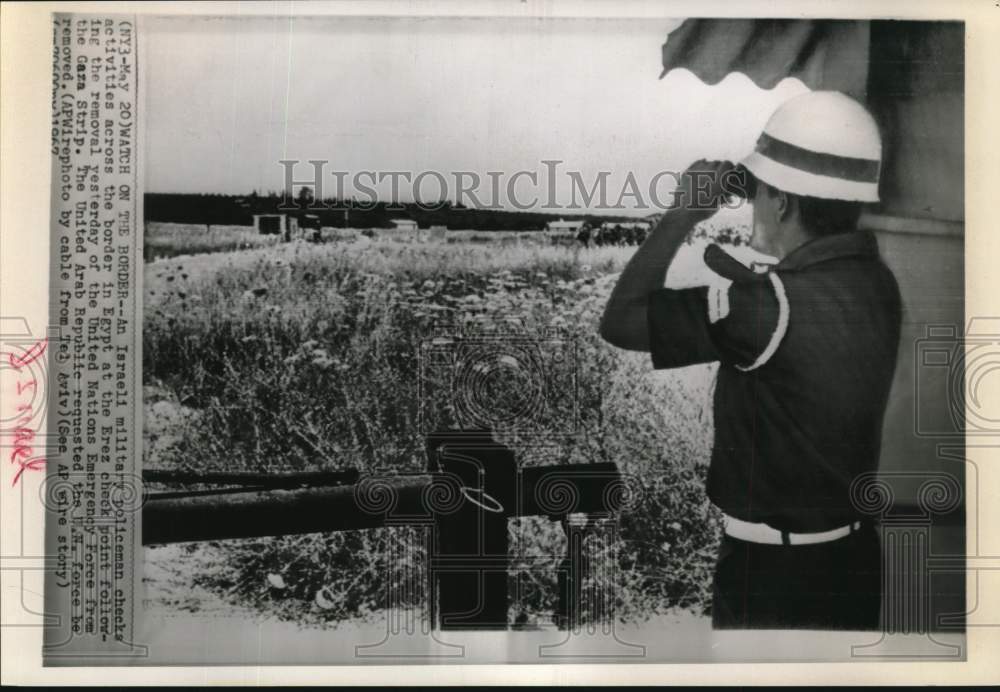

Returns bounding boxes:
[600,91,901,630]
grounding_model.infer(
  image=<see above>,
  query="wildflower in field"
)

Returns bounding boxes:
[314,586,338,610]
[310,353,336,370]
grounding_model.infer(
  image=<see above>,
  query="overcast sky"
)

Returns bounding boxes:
[142,15,807,213]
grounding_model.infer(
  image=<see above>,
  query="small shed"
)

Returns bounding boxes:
[298,214,322,242]
[299,214,321,230]
[253,213,288,235]
[390,218,418,232]
[545,219,586,236]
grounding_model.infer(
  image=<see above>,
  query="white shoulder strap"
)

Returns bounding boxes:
[706,278,733,324]
[734,272,789,372]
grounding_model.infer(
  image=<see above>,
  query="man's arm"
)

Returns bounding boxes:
[599,160,733,351]
[598,208,706,350]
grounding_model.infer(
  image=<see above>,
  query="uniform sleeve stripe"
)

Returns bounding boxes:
[735,272,789,372]
[707,280,732,324]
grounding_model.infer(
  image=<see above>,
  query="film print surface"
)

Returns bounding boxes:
[21,12,981,667]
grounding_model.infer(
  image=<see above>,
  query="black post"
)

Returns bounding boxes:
[426,429,515,631]
[556,517,587,630]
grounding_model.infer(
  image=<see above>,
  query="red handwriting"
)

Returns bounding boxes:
[9,339,47,369]
[7,339,47,486]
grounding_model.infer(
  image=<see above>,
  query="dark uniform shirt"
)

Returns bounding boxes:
[647,229,902,532]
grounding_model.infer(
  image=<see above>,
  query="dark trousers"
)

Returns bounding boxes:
[711,523,881,630]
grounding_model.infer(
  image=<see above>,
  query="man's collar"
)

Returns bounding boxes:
[776,229,879,271]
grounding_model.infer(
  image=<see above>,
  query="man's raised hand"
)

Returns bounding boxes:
[668,159,743,217]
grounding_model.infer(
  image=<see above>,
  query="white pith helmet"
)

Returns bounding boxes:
[740,91,882,203]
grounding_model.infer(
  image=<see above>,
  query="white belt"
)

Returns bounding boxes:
[723,513,862,546]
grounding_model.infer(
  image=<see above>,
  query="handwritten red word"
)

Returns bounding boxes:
[8,339,47,486]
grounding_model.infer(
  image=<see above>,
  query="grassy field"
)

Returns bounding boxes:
[143,223,285,261]
[142,223,758,626]
[143,222,549,261]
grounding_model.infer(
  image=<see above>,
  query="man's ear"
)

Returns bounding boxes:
[776,190,791,221]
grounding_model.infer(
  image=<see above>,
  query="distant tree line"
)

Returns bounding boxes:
[144,192,638,232]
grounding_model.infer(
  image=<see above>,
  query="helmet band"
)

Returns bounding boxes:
[755,132,880,184]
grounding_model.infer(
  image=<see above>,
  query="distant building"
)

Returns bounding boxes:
[299,214,322,230]
[253,213,289,235]
[545,219,586,235]
[299,214,322,242]
[390,219,418,232]
[599,220,651,232]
